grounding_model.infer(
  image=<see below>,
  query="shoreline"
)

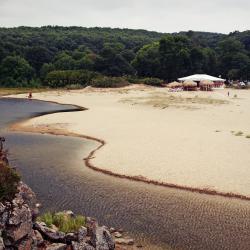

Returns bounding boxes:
[8,97,250,202]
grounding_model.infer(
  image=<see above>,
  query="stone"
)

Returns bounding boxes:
[46,243,67,250]
[34,230,44,246]
[91,226,115,250]
[0,211,9,228]
[114,232,122,238]
[8,205,32,226]
[34,222,66,242]
[0,204,5,214]
[0,237,4,250]
[78,227,87,242]
[109,228,115,233]
[115,238,134,245]
[6,220,33,243]
[63,210,74,217]
[17,236,33,250]
[65,232,77,243]
[72,241,95,250]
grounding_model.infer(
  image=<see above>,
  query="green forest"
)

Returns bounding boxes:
[0,26,250,88]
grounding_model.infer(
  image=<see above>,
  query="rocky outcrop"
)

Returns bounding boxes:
[0,181,136,250]
[0,182,123,250]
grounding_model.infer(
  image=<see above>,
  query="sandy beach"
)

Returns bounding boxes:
[8,85,250,197]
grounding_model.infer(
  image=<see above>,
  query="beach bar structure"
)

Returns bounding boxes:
[183,80,198,91]
[168,81,183,89]
[200,80,214,91]
[178,74,225,90]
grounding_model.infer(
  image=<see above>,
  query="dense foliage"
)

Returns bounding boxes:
[0,26,250,87]
[0,151,20,201]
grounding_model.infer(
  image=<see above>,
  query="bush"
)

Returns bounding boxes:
[142,77,164,86]
[38,212,85,233]
[91,76,130,88]
[46,70,99,88]
[0,151,20,201]
[65,84,83,90]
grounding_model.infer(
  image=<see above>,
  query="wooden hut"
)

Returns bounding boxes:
[168,81,183,89]
[200,80,214,91]
[183,80,197,91]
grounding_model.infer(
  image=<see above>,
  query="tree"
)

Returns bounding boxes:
[0,55,34,87]
[132,42,161,77]
[25,46,53,75]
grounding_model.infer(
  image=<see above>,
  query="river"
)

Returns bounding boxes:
[0,97,250,250]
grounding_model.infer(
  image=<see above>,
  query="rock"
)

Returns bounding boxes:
[109,228,115,233]
[91,226,115,250]
[17,236,33,250]
[72,241,95,250]
[65,232,78,243]
[8,204,32,226]
[78,226,87,242]
[17,182,37,213]
[34,230,44,246]
[34,222,66,242]
[63,210,74,217]
[6,220,33,244]
[86,217,97,237]
[46,243,67,250]
[114,232,122,238]
[51,224,59,232]
[0,237,4,250]
[0,204,5,214]
[0,211,8,229]
[115,238,134,245]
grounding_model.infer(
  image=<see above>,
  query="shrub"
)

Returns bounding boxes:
[0,151,20,201]
[235,131,243,136]
[65,84,83,90]
[142,77,164,86]
[38,212,85,233]
[46,70,99,88]
[91,76,130,88]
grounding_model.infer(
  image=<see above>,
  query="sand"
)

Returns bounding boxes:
[8,85,250,197]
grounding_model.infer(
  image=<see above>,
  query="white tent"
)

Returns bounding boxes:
[178,74,225,82]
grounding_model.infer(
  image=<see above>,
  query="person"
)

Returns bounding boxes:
[28,92,32,99]
[228,91,230,97]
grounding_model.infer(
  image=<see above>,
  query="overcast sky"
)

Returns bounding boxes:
[0,0,249,33]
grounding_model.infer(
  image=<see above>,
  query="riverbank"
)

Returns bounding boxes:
[7,85,250,198]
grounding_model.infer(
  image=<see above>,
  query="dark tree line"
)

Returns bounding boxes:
[0,26,249,87]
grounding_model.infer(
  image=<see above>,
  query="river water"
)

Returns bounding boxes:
[0,97,250,250]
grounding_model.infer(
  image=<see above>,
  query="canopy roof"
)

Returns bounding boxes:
[168,81,183,88]
[178,74,225,82]
[183,80,197,87]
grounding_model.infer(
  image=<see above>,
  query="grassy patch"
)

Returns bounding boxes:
[121,92,228,109]
[0,87,50,96]
[37,212,85,233]
[234,131,244,136]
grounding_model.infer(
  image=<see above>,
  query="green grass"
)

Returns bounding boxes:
[37,212,85,233]
[234,131,244,136]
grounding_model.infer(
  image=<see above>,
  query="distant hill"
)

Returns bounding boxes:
[0,26,249,86]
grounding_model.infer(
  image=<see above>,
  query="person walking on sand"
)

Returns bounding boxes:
[228,91,230,97]
[28,92,32,99]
